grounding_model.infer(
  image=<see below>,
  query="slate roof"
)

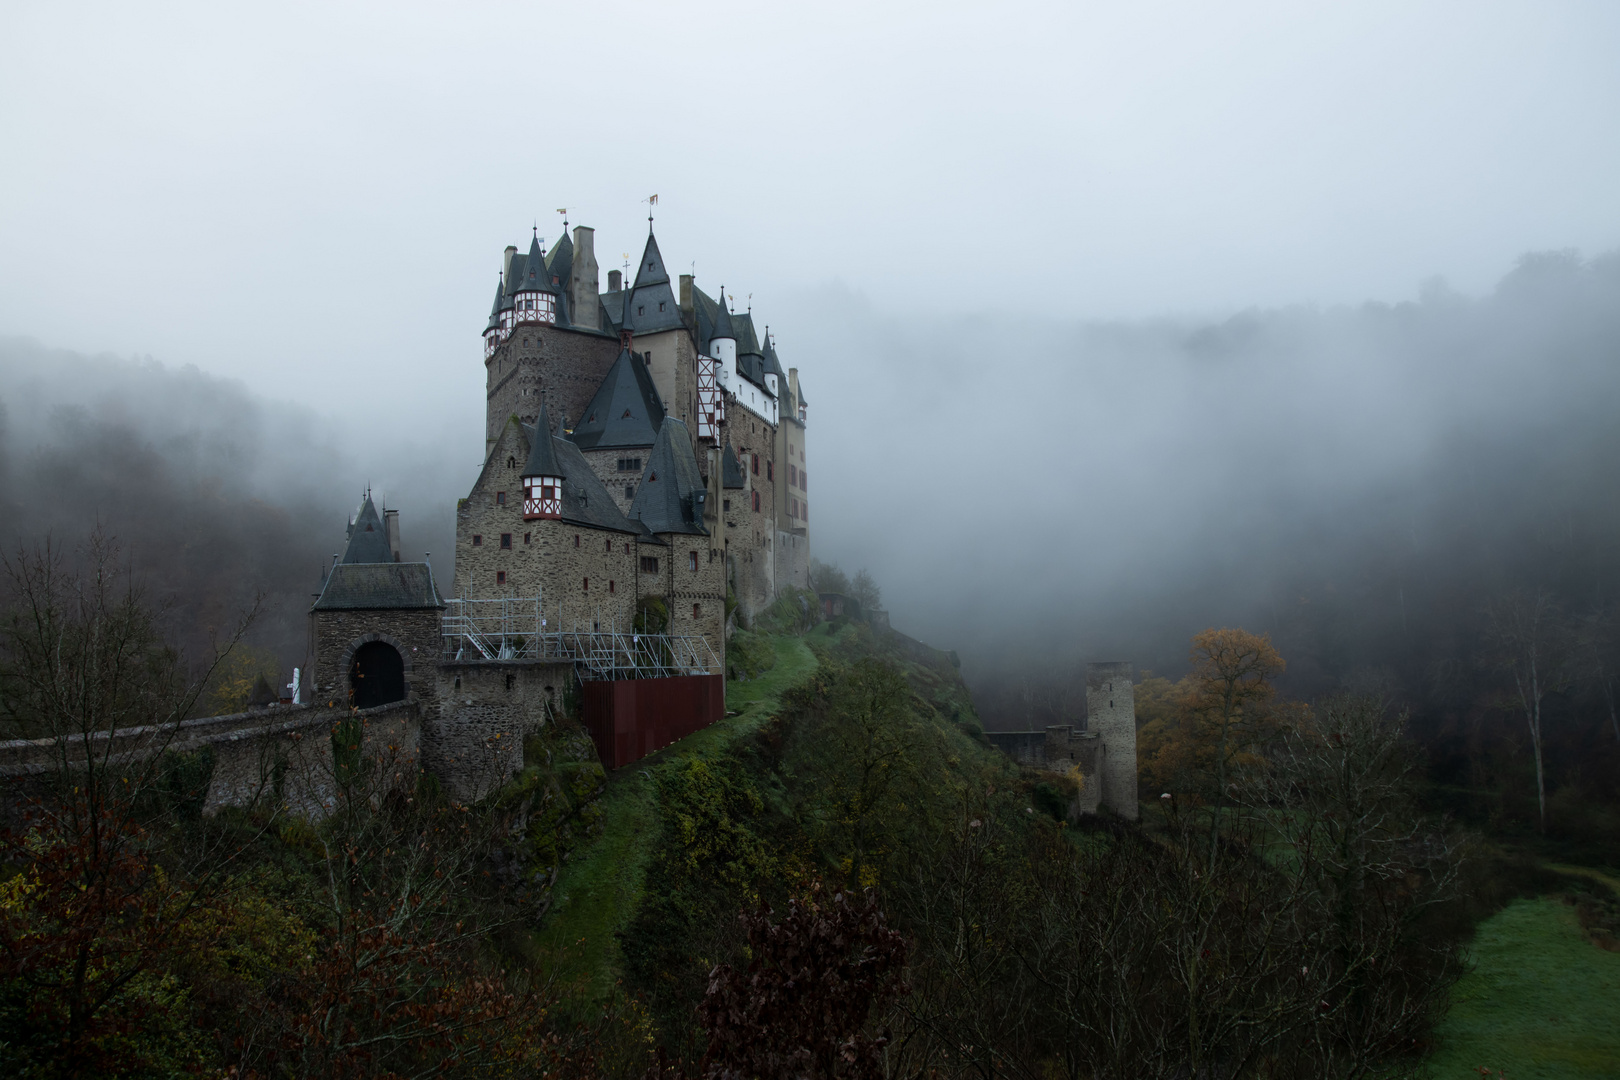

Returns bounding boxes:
[629,418,710,535]
[341,494,395,564]
[514,234,558,295]
[733,311,762,356]
[624,231,684,335]
[314,563,445,611]
[762,334,785,381]
[721,438,747,490]
[546,230,573,289]
[521,401,565,477]
[568,349,665,450]
[485,276,503,332]
[503,415,645,536]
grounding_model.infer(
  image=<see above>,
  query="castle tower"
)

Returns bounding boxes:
[512,232,560,326]
[1085,662,1138,819]
[521,401,565,520]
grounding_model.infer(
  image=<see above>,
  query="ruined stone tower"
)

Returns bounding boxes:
[1085,661,1138,820]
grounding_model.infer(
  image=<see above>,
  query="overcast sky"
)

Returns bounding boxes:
[4,2,1617,426]
[3,2,1619,665]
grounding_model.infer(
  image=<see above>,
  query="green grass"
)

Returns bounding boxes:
[1427,896,1620,1079]
[536,633,820,998]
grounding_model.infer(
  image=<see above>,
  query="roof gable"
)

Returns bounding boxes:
[629,418,709,535]
[568,349,666,450]
[341,494,394,564]
[314,562,444,611]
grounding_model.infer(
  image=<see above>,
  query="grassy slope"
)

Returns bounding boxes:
[1427,896,1620,1079]
[536,631,823,996]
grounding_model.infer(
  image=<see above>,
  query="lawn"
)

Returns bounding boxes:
[1427,895,1620,1079]
[534,632,820,997]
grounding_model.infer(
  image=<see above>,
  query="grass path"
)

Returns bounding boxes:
[1427,896,1620,1079]
[535,633,820,998]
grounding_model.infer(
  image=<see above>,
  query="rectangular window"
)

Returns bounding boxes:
[752,491,760,512]
[751,453,759,475]
[723,499,730,512]
[767,461,773,482]
[500,533,512,549]
[524,532,531,544]
[583,577,589,591]
[692,603,700,619]
[496,491,506,506]
[790,464,797,486]
[472,535,482,547]
[625,484,634,500]
[688,551,698,572]
[609,580,616,593]
[605,538,612,552]
[640,556,659,574]
[574,534,580,548]
[496,571,506,585]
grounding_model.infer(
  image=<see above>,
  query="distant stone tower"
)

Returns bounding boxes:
[1086,661,1139,819]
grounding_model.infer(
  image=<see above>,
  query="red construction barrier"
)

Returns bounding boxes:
[581,674,726,770]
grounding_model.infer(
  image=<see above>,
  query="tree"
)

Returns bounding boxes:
[1182,628,1286,860]
[683,886,907,1080]
[1483,590,1573,831]
[848,569,882,614]
[0,532,268,1074]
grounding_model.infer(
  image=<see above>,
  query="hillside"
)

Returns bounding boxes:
[531,608,1003,1023]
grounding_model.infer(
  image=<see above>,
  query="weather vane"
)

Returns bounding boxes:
[556,207,568,230]
[643,193,658,228]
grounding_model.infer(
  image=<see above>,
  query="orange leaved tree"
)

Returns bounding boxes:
[1182,629,1286,862]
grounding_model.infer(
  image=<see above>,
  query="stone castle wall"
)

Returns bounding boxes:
[435,660,572,801]
[485,325,620,448]
[312,608,443,713]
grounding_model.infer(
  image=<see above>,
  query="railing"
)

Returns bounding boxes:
[440,597,719,680]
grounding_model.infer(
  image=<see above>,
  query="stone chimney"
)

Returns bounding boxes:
[503,245,518,288]
[608,268,622,292]
[570,225,598,325]
[679,273,693,313]
[384,509,401,563]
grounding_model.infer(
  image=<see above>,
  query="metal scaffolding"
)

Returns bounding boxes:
[440,596,719,681]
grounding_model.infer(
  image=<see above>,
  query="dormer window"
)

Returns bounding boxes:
[638,306,645,316]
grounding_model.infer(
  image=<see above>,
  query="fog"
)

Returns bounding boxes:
[2,4,1618,714]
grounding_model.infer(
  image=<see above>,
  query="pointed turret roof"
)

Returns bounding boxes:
[568,349,666,450]
[547,230,574,288]
[485,275,503,332]
[341,493,396,564]
[632,230,670,289]
[515,233,558,294]
[762,331,785,380]
[521,401,565,477]
[733,310,762,356]
[711,286,734,342]
[629,418,709,535]
[721,437,747,490]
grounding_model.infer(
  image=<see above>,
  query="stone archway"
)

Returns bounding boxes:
[349,640,406,709]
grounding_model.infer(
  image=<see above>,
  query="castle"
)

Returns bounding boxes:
[303,218,811,796]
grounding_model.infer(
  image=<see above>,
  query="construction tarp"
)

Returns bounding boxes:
[582,674,726,770]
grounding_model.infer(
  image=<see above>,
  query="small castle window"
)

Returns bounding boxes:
[508,457,516,469]
[688,551,698,572]
[751,453,759,475]
[605,538,612,552]
[640,556,659,574]
[496,491,506,506]
[500,534,512,549]
[766,462,773,482]
[723,499,730,512]
[752,491,760,512]
[609,580,616,593]
[496,571,506,584]
[625,485,634,500]
[472,535,483,546]
[659,302,665,312]
[524,533,531,544]
[582,577,589,591]
[574,535,580,548]
[693,603,701,619]
[638,305,644,316]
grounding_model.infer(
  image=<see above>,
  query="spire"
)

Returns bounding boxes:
[710,285,734,342]
[340,493,395,564]
[518,232,558,294]
[520,400,564,478]
[632,229,670,289]
[485,274,503,331]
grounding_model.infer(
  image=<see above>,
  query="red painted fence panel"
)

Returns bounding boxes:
[581,674,726,770]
